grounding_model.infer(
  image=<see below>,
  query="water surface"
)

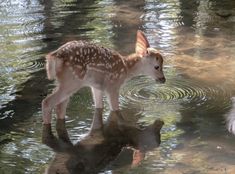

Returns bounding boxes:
[0,0,235,173]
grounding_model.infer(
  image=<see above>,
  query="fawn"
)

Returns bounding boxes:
[42,30,166,124]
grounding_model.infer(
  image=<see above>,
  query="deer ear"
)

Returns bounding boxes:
[135,30,150,57]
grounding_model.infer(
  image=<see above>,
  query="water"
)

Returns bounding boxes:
[0,0,235,173]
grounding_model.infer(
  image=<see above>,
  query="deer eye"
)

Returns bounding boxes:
[154,65,159,70]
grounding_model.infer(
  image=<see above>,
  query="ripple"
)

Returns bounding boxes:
[24,58,45,72]
[120,76,231,111]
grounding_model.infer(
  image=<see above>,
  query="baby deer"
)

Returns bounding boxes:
[42,30,166,124]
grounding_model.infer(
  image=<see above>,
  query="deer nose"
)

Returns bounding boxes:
[158,77,166,83]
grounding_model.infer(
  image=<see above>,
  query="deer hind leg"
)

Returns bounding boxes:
[91,88,104,130]
[55,98,69,120]
[55,98,71,143]
[42,82,81,124]
[55,98,71,142]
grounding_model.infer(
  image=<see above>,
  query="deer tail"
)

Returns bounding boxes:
[45,53,57,80]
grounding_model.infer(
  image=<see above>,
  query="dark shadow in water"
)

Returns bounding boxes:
[178,106,229,138]
[42,0,98,45]
[111,0,145,54]
[178,0,199,27]
[0,70,50,129]
[43,110,164,174]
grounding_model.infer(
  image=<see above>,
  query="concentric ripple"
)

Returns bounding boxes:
[120,76,231,111]
[23,58,45,72]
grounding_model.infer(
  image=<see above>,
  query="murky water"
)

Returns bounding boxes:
[0,0,235,173]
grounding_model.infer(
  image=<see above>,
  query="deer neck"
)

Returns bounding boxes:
[124,54,143,79]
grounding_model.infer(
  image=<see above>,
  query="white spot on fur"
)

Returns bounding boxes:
[76,65,82,69]
[65,62,70,66]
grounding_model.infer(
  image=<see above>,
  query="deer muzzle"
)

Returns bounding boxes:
[157,77,166,83]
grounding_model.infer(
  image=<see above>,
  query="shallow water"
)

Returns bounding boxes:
[0,0,235,173]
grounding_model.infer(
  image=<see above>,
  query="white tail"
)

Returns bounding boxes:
[46,54,56,80]
[42,31,166,124]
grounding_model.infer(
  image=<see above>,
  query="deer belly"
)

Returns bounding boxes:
[84,68,108,90]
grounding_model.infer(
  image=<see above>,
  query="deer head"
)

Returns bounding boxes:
[135,30,166,83]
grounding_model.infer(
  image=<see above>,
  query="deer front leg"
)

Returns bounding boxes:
[106,89,119,111]
[106,89,125,124]
[91,88,104,130]
[92,87,104,109]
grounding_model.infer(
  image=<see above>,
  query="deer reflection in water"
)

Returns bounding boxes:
[42,110,164,174]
